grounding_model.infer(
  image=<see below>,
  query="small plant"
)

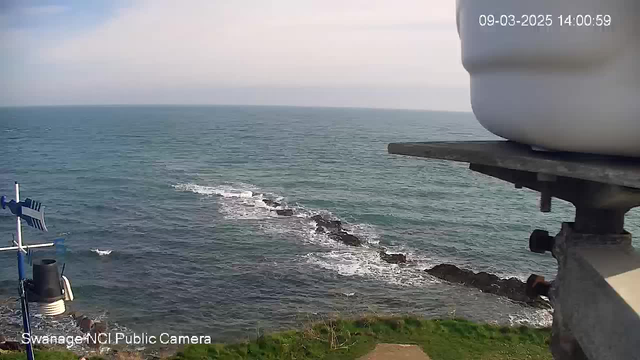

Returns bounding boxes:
[448,306,457,319]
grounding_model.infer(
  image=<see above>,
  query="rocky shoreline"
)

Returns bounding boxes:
[425,264,551,309]
[271,204,551,309]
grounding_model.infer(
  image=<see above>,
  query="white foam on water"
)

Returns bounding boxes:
[174,183,281,220]
[173,182,535,313]
[219,204,280,220]
[175,182,443,288]
[173,183,254,198]
[254,199,278,210]
[508,308,553,328]
[259,219,342,249]
[298,218,384,250]
[92,249,113,256]
[345,223,381,245]
[304,248,439,287]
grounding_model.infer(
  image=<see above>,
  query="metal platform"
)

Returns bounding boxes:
[388,141,640,189]
[388,140,640,360]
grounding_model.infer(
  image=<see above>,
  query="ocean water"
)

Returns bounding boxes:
[1,105,638,343]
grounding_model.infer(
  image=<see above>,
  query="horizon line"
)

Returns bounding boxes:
[0,103,473,114]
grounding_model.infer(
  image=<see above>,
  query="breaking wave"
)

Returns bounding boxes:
[174,182,450,287]
[173,183,255,199]
[173,182,552,327]
[91,249,113,256]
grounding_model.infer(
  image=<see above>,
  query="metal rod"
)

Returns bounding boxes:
[0,243,55,252]
[15,182,35,360]
[11,240,27,254]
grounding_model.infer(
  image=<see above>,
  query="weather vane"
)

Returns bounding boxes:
[1,182,74,360]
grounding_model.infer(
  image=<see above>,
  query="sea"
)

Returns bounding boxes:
[1,105,638,347]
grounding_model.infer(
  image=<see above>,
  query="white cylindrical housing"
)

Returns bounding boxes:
[457,0,640,157]
[39,299,66,316]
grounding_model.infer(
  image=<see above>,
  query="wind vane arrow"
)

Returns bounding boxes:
[1,195,48,232]
[0,183,52,360]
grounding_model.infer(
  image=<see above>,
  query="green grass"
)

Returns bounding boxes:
[0,317,552,360]
[0,350,103,360]
[172,317,551,360]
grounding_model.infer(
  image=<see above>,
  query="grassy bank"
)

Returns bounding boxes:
[0,317,551,360]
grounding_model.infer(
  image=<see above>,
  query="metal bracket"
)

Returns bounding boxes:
[550,223,637,360]
[388,141,640,360]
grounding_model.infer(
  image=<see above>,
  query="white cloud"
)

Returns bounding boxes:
[3,0,471,110]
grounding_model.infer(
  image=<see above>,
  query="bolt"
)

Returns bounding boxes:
[536,173,556,213]
[529,229,555,254]
[540,189,552,212]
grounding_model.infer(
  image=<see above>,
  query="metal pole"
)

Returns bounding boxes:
[15,182,35,360]
[0,243,56,252]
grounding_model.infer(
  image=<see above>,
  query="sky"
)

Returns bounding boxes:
[0,0,471,111]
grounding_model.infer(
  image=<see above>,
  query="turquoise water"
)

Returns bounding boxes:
[1,105,637,342]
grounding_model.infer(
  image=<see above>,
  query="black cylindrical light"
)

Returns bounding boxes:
[30,259,65,315]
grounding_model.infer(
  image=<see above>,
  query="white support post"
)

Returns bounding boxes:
[15,182,22,252]
[0,243,56,252]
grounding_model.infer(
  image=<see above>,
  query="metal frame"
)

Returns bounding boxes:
[388,141,640,360]
[1,182,56,360]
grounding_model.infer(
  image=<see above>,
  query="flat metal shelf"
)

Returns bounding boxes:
[388,141,640,189]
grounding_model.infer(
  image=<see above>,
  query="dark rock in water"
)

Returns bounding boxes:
[0,341,23,351]
[329,231,362,247]
[0,335,5,344]
[380,252,407,264]
[88,321,107,348]
[92,321,107,333]
[276,209,294,216]
[425,264,552,309]
[263,199,281,208]
[77,316,93,333]
[310,214,362,246]
[311,215,342,232]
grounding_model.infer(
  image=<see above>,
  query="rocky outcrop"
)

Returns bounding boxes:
[68,312,108,349]
[310,215,363,247]
[263,199,281,208]
[78,316,93,333]
[0,334,22,351]
[380,252,407,264]
[328,231,363,247]
[311,215,342,233]
[425,264,551,309]
[276,209,294,216]
[88,321,107,349]
[0,340,22,351]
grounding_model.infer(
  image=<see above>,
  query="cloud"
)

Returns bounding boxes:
[44,1,464,85]
[2,0,471,110]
